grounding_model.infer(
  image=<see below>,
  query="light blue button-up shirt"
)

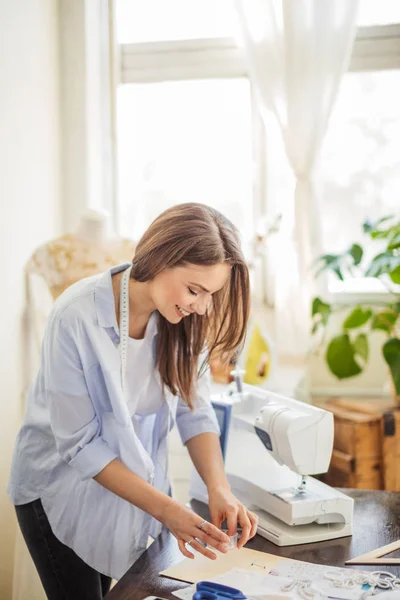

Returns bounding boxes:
[7,263,220,579]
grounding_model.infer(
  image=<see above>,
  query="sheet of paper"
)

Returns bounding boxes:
[172,568,296,600]
[170,559,371,600]
[164,548,370,600]
[161,547,288,584]
[271,559,350,580]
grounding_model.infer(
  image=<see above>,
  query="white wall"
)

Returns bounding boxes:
[0,0,61,596]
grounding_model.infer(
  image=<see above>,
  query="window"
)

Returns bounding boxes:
[115,1,254,260]
[317,1,400,262]
[117,79,253,253]
[317,63,400,299]
[115,0,400,298]
[317,69,400,260]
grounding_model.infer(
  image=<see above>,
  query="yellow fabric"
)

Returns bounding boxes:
[244,324,272,385]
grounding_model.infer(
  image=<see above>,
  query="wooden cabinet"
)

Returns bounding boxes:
[316,397,400,491]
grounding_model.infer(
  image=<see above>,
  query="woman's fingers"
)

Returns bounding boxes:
[249,510,259,538]
[190,529,229,554]
[196,519,230,546]
[237,506,252,548]
[237,508,258,548]
[179,536,218,560]
[176,508,258,560]
[225,505,239,537]
[178,538,194,559]
[210,516,223,530]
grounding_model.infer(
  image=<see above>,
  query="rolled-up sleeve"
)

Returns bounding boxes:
[176,367,220,445]
[44,316,117,480]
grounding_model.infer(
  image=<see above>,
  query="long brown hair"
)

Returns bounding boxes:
[131,203,250,408]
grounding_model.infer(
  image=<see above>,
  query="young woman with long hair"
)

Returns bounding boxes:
[8,203,258,599]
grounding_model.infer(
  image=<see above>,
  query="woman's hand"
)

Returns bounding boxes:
[160,500,231,560]
[208,485,258,549]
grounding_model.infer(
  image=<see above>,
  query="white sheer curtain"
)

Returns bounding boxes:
[235,0,359,364]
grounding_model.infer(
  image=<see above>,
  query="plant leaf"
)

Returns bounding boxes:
[326,334,362,379]
[314,254,344,280]
[311,297,331,320]
[348,244,363,266]
[388,230,400,250]
[390,301,400,314]
[382,338,400,395]
[363,215,399,241]
[311,297,331,335]
[343,307,372,329]
[390,265,400,285]
[313,254,338,267]
[363,215,396,235]
[353,333,369,362]
[371,311,398,334]
[365,251,400,278]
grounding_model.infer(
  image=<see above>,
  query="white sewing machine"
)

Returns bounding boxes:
[189,385,353,546]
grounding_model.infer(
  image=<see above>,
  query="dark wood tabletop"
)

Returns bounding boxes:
[105,489,400,600]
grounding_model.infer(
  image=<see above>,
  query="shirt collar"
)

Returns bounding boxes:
[94,262,159,340]
[94,262,130,330]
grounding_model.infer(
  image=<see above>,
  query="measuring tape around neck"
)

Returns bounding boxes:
[119,265,132,393]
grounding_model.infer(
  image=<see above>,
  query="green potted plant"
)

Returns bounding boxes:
[311,215,400,401]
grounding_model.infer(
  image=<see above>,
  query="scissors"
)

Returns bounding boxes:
[192,580,247,600]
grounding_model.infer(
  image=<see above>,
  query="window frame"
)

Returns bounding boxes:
[119,25,400,83]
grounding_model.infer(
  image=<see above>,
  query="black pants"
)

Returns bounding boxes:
[15,499,112,600]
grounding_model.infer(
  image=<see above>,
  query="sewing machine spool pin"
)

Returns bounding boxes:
[230,366,245,395]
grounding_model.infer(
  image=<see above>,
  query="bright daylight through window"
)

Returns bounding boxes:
[115,0,400,286]
[116,79,253,254]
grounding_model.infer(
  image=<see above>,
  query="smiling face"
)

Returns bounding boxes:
[148,262,231,324]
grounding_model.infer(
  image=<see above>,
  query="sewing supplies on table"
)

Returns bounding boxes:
[251,563,268,570]
[269,559,400,599]
[172,557,400,600]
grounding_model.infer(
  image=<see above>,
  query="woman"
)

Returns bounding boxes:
[8,203,258,599]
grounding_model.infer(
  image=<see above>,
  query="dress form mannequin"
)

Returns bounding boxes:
[76,207,113,244]
[27,208,136,300]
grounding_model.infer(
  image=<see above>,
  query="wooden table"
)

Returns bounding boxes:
[105,490,400,600]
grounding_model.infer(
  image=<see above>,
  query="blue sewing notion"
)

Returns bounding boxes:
[192,580,247,600]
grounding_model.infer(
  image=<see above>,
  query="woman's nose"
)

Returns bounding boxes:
[194,295,208,316]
